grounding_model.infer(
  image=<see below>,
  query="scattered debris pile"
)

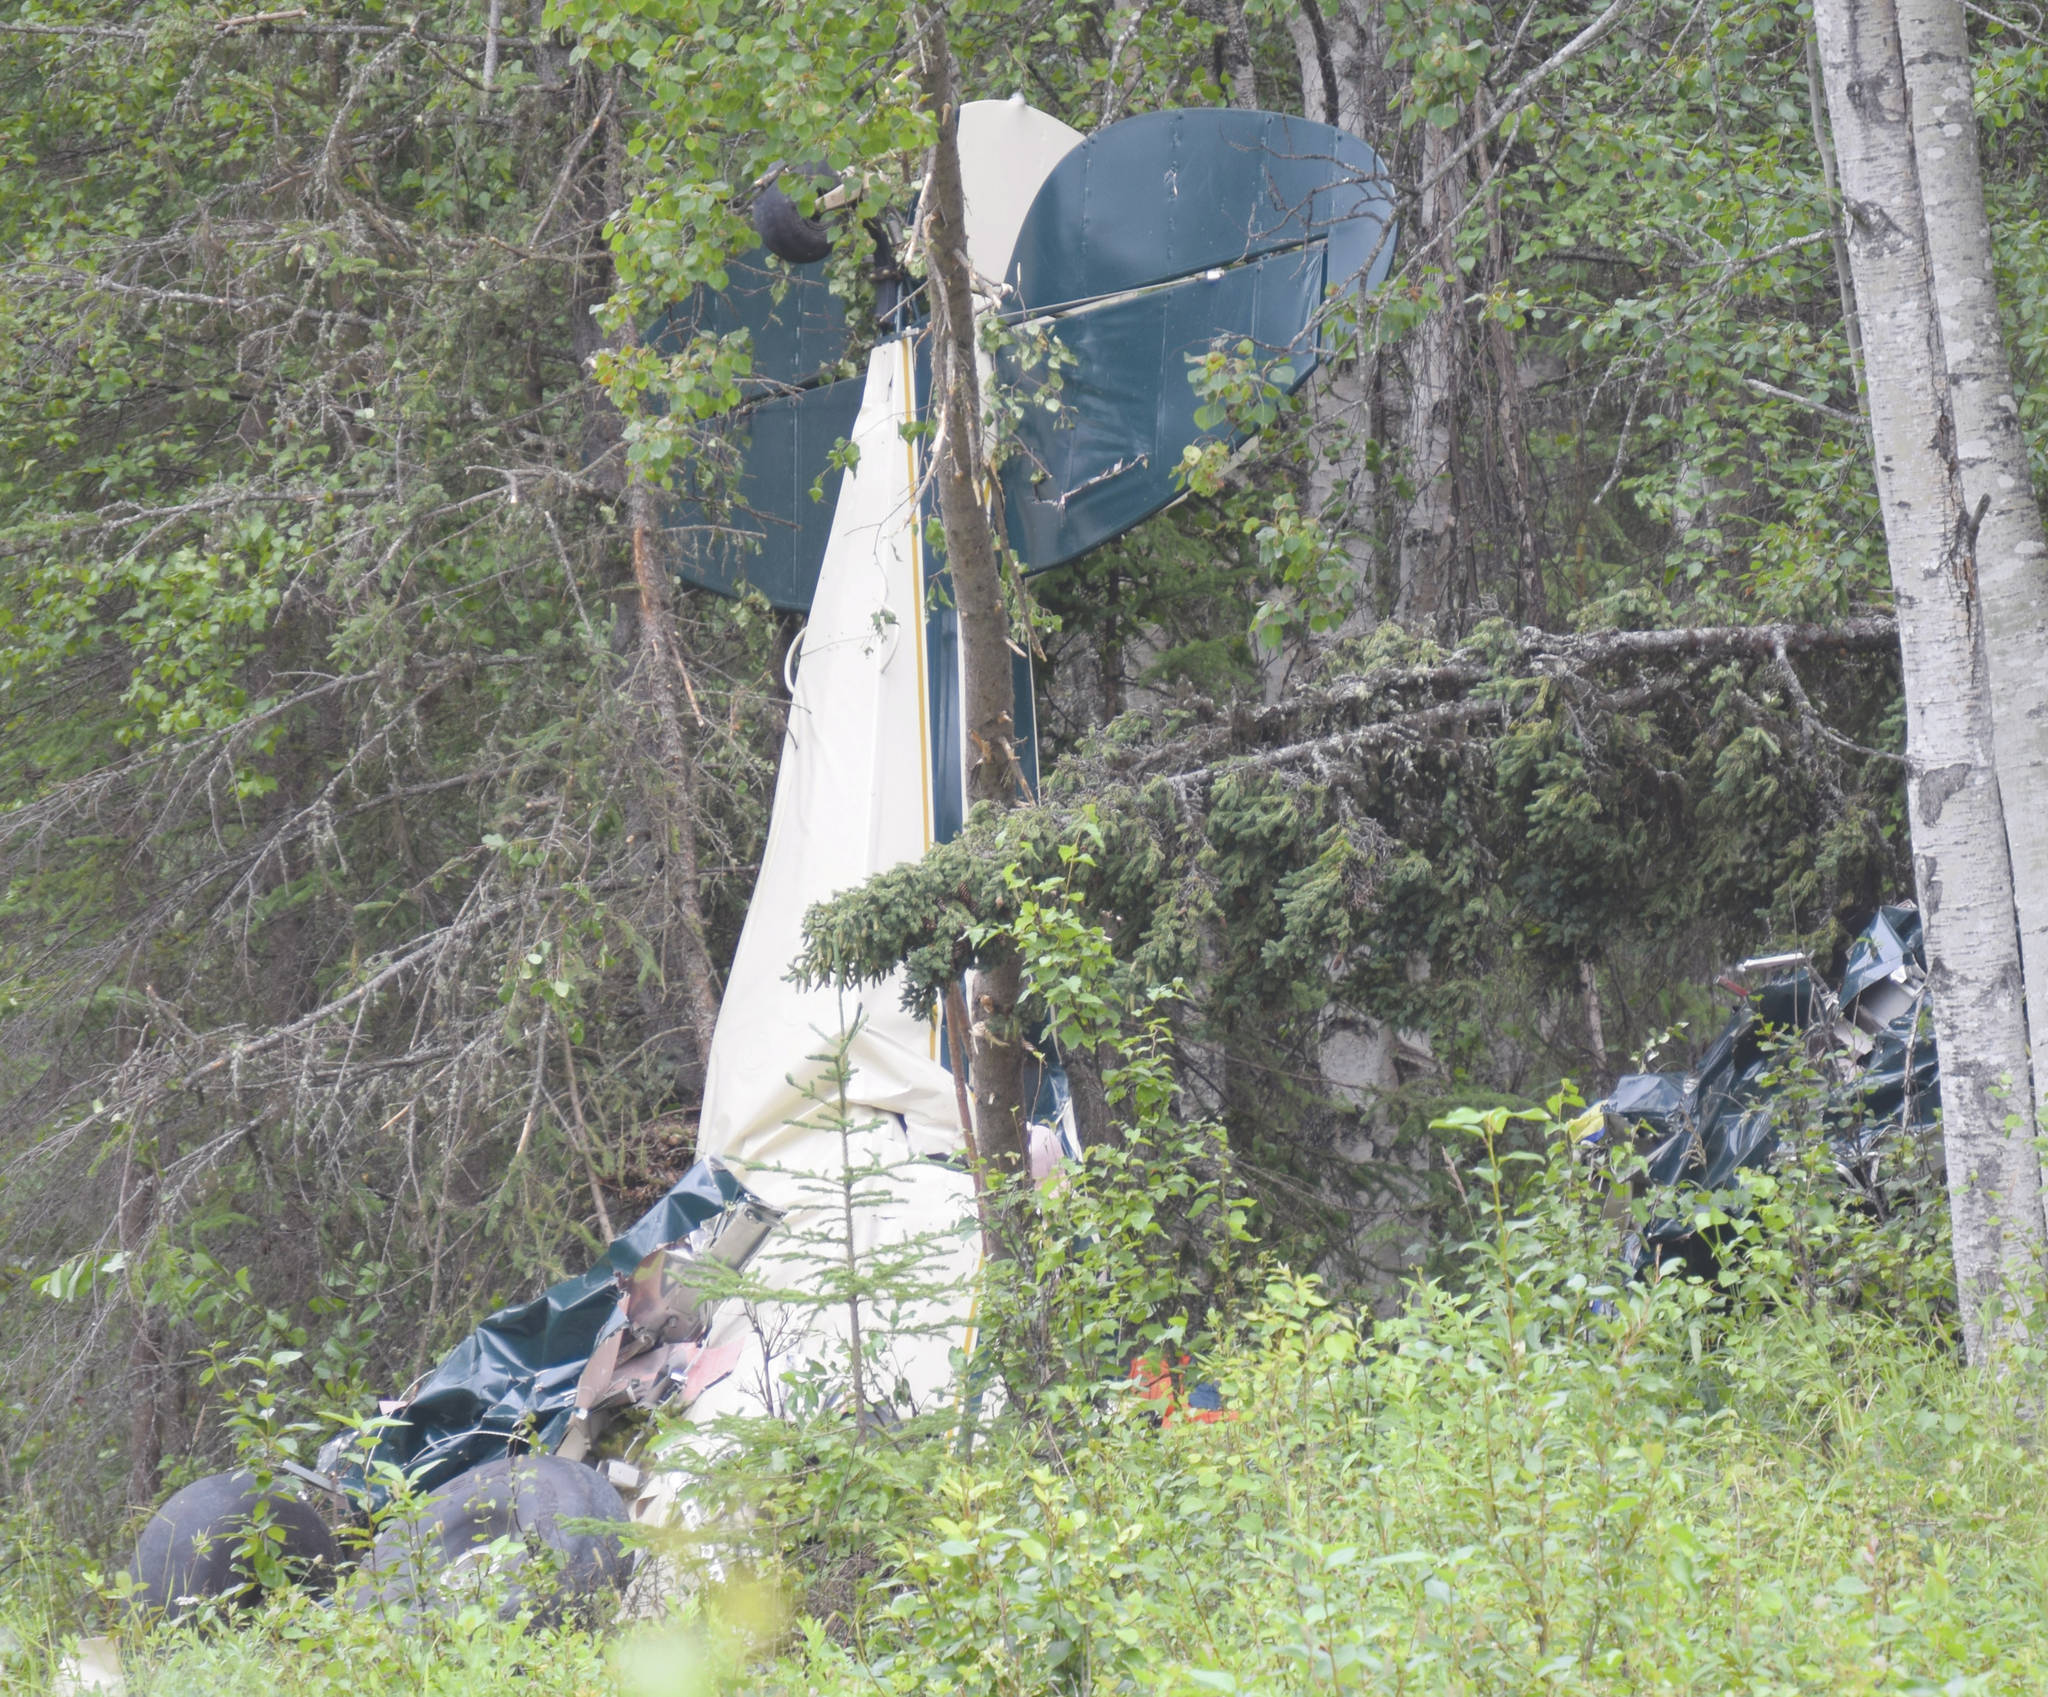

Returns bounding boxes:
[332,1161,775,1499]
[1592,905,1939,1272]
[128,1161,780,1622]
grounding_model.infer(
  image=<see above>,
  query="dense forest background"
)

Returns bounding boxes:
[2,0,2043,1558]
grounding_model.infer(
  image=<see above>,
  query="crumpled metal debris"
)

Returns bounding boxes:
[553,1193,782,1463]
[1589,905,1939,1270]
[319,1159,778,1500]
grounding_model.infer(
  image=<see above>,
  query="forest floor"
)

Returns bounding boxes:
[9,1223,2045,1697]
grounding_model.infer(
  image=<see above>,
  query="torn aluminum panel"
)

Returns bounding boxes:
[555,1195,785,1464]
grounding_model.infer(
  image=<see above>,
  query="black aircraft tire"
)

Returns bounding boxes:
[751,180,833,264]
[356,1454,629,1626]
[127,1469,341,1621]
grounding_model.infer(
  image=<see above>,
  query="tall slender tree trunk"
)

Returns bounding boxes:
[1288,0,1390,139]
[914,10,1027,1175]
[626,480,724,1067]
[1898,0,2048,1148]
[1478,128,1545,627]
[1283,0,1396,643]
[122,1125,169,1510]
[605,101,722,1079]
[1814,0,2044,1363]
[1804,26,1869,427]
[1394,119,1467,628]
[1203,0,1261,110]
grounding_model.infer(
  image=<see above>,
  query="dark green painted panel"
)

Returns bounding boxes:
[354,1162,748,1498]
[661,111,1394,608]
[998,109,1391,572]
[1001,244,1327,571]
[1004,109,1394,311]
[652,250,859,610]
[665,375,864,609]
[646,251,848,391]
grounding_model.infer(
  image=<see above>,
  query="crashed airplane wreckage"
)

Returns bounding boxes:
[1589,905,1941,1278]
[125,100,1399,1619]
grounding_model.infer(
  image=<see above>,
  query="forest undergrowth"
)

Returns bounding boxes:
[6,1093,2042,1696]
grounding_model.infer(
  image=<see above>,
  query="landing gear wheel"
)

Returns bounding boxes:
[751,172,834,263]
[126,1470,341,1621]
[355,1454,629,1626]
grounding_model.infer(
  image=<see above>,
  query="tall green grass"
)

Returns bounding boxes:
[13,1102,2044,1696]
[766,1280,2044,1695]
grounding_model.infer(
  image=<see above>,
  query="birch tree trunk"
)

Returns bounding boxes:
[1814,0,2044,1363]
[1287,0,1390,141]
[1204,0,1261,110]
[1897,0,2048,1145]
[914,11,1028,1176]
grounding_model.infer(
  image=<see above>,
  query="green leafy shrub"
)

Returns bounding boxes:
[736,1103,2036,1696]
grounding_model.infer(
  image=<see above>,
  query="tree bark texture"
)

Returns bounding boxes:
[1814,0,2044,1363]
[1287,0,1391,139]
[627,484,724,1071]
[609,99,722,1081]
[1479,133,1546,627]
[1277,0,1393,659]
[1204,0,1260,110]
[1898,0,2048,1141]
[915,12,1027,1174]
[1295,349,1384,653]
[1394,119,1468,628]
[1804,25,1870,427]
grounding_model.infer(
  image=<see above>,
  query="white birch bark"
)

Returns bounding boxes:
[1287,0,1387,138]
[1207,0,1261,111]
[1897,0,2048,1144]
[1814,0,2044,1362]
